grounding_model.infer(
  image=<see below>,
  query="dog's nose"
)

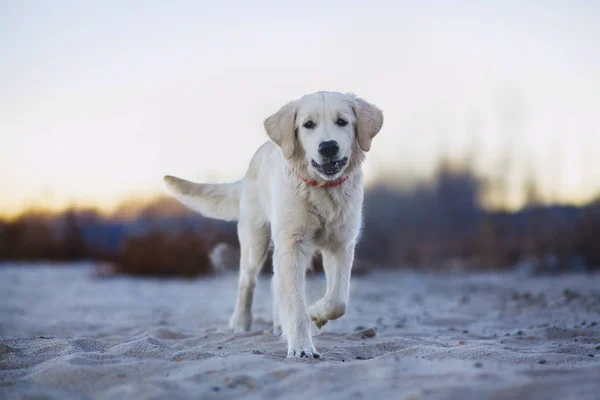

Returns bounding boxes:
[318,141,339,158]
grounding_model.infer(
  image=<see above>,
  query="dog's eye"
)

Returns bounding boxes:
[335,118,348,127]
[303,121,315,129]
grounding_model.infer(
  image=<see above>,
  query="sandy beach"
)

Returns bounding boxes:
[1,264,599,399]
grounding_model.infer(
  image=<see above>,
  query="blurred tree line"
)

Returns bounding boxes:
[1,162,599,276]
[359,162,599,272]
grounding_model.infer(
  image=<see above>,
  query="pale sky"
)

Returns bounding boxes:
[1,1,599,217]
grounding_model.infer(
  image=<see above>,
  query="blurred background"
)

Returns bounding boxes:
[1,1,599,276]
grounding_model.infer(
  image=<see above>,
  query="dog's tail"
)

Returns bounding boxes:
[163,175,242,221]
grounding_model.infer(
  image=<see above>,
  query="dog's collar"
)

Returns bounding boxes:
[292,168,349,188]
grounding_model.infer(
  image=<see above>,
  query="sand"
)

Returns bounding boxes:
[1,264,599,399]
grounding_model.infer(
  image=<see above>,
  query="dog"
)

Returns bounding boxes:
[164,91,383,359]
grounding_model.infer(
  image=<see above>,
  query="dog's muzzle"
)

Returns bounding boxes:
[311,157,348,177]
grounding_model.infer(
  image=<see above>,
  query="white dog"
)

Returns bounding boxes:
[164,91,383,359]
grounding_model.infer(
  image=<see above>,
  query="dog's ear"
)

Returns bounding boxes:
[264,101,297,159]
[351,96,384,152]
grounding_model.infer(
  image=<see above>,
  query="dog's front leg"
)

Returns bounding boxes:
[273,238,321,359]
[309,243,354,329]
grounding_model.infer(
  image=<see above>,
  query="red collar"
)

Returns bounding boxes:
[292,168,349,188]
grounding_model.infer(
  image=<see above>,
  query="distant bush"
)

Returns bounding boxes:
[115,230,212,278]
[0,210,86,262]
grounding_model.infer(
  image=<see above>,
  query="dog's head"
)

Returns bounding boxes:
[264,91,383,181]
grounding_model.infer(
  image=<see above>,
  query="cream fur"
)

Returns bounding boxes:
[164,91,383,359]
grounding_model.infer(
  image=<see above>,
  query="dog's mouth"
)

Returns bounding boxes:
[311,157,349,177]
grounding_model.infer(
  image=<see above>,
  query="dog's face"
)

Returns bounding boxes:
[295,94,355,179]
[264,92,384,181]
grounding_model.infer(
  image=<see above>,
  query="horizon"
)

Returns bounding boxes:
[1,1,599,218]
[2,161,597,222]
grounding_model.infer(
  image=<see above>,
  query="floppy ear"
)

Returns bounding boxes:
[351,96,384,152]
[264,101,297,159]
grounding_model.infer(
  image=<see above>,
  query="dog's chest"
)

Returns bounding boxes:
[307,189,357,246]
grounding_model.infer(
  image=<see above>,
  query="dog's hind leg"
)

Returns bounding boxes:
[229,221,270,333]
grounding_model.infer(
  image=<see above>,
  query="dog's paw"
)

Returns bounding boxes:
[309,298,346,329]
[229,312,252,333]
[311,316,328,329]
[308,302,328,329]
[287,347,321,359]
